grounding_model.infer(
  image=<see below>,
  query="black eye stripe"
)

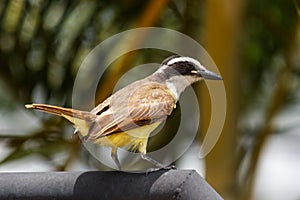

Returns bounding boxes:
[160,56,204,78]
[169,61,197,75]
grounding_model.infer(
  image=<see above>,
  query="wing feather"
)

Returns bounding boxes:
[86,83,176,141]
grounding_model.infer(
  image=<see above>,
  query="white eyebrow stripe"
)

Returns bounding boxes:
[167,57,206,70]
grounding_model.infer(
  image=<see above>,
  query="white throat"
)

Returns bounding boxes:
[165,75,201,101]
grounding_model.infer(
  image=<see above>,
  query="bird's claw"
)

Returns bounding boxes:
[145,165,176,175]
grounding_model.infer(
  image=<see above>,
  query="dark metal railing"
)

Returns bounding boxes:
[0,169,223,200]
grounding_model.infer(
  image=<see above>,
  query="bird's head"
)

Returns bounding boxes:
[152,55,222,99]
[160,55,222,82]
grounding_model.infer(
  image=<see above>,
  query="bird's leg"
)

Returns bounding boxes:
[141,153,164,168]
[140,153,176,173]
[111,148,122,170]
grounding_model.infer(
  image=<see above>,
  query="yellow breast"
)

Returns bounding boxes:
[94,122,161,154]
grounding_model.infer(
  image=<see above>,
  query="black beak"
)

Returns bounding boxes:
[200,70,223,80]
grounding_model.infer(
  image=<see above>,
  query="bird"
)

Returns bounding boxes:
[25,55,222,170]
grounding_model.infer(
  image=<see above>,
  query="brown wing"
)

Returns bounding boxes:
[85,82,176,141]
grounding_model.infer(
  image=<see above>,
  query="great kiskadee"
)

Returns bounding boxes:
[25,55,222,170]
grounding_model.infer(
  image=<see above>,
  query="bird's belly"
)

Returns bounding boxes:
[94,122,161,153]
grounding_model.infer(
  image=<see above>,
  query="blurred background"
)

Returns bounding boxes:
[0,0,299,199]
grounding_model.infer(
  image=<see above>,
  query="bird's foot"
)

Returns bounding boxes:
[145,165,176,175]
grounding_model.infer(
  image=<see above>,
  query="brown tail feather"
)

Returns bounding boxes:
[25,104,94,121]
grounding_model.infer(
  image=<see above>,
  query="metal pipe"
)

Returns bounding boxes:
[0,169,223,200]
